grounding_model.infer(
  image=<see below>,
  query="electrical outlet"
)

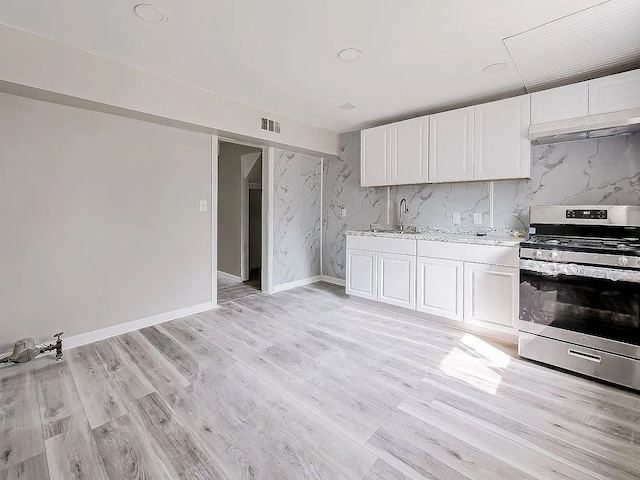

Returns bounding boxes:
[474,212,483,226]
[199,200,208,212]
[452,212,461,225]
[341,208,347,217]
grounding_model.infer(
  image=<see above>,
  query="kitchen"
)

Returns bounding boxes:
[1,1,640,479]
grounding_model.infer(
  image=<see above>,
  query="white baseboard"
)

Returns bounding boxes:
[217,270,242,283]
[64,302,214,350]
[320,275,345,287]
[272,275,322,293]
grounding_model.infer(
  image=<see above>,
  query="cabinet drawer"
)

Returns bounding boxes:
[347,235,416,255]
[417,240,518,267]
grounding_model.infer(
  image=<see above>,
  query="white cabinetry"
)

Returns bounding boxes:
[361,117,428,187]
[345,234,520,337]
[390,117,429,185]
[416,257,463,321]
[463,263,519,333]
[531,83,589,124]
[589,69,640,115]
[378,252,416,309]
[474,95,531,181]
[346,235,416,306]
[345,249,377,300]
[361,125,391,187]
[428,106,474,183]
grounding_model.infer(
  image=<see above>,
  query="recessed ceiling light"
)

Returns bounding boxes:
[134,4,168,23]
[340,103,356,110]
[338,48,361,62]
[483,62,508,73]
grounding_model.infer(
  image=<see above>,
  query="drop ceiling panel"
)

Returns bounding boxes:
[504,0,640,92]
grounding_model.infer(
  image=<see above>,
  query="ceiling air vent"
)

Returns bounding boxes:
[261,117,281,133]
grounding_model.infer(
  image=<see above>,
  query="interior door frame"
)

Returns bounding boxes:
[213,136,273,306]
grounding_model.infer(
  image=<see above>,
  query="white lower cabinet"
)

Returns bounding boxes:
[463,263,519,333]
[417,257,463,321]
[345,249,377,300]
[378,252,416,309]
[346,235,519,336]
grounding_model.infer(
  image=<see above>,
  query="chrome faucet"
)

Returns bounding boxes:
[399,198,409,231]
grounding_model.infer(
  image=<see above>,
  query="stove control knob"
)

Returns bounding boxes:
[535,250,543,258]
[617,256,629,267]
[549,251,559,260]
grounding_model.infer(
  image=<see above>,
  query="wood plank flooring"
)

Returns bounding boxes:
[217,270,261,304]
[1,282,639,479]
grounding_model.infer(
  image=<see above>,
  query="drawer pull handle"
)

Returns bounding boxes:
[568,349,602,363]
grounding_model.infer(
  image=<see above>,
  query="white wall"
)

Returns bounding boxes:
[0,93,212,350]
[217,143,260,278]
[0,23,340,157]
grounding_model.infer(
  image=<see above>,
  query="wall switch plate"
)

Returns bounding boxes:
[474,212,483,225]
[199,200,208,212]
[341,208,347,217]
[452,212,461,225]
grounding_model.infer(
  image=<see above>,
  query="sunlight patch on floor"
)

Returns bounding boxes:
[439,334,512,395]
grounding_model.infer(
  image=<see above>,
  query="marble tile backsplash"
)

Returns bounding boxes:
[391,182,490,228]
[493,134,640,229]
[273,149,321,286]
[321,131,640,281]
[322,131,387,279]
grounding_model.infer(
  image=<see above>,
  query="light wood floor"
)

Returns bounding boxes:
[2,282,639,479]
[217,270,261,303]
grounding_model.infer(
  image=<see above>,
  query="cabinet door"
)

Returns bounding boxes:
[531,82,589,124]
[361,126,391,187]
[589,69,640,115]
[474,95,531,181]
[346,249,377,300]
[416,257,463,321]
[389,117,429,185]
[377,252,416,309]
[428,107,474,183]
[463,263,518,333]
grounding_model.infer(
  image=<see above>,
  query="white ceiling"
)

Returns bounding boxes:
[0,0,624,133]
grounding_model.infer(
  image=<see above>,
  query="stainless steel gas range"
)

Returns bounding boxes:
[518,205,640,390]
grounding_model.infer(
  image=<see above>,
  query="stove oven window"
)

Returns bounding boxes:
[520,271,640,346]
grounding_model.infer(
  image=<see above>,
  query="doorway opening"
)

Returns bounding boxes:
[217,140,264,303]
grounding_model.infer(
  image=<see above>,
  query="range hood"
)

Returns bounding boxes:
[529,108,640,145]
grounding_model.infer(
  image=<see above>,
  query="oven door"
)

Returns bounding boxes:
[519,260,640,358]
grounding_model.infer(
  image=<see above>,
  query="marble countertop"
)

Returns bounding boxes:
[346,229,525,247]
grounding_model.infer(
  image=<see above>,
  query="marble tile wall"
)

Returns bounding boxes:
[494,133,640,229]
[322,131,387,279]
[321,131,640,280]
[273,149,322,285]
[391,182,490,228]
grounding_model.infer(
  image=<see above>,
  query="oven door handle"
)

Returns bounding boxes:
[568,349,602,363]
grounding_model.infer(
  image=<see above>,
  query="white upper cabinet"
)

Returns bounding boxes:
[531,82,589,124]
[361,125,391,187]
[589,69,640,115]
[474,95,531,181]
[361,117,428,187]
[389,117,429,185]
[428,106,474,183]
